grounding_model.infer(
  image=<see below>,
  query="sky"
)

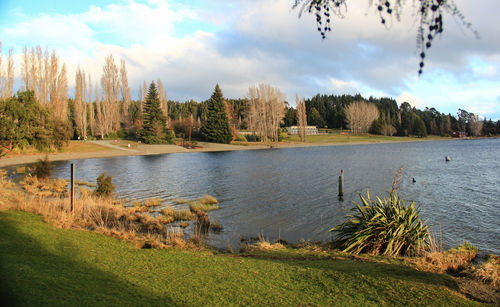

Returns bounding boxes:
[1,0,499,120]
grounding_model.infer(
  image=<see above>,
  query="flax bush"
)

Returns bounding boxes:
[330,191,431,256]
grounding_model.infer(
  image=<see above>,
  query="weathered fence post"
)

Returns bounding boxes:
[338,169,344,199]
[70,163,75,215]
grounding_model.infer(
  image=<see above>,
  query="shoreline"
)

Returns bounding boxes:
[0,137,454,168]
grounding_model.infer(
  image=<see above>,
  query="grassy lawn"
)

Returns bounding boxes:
[0,210,480,306]
[59,141,112,153]
[285,133,448,144]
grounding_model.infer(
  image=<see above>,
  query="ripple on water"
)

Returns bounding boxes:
[49,138,500,254]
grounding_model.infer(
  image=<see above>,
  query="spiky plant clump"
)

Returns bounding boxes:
[330,191,431,257]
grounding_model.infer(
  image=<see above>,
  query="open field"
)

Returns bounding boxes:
[0,210,482,306]
[284,133,449,144]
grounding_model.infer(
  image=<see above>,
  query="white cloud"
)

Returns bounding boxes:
[397,92,422,109]
[1,0,499,120]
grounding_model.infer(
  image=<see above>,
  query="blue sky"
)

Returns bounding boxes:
[1,0,499,119]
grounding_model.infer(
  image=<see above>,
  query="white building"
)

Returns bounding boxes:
[288,126,318,135]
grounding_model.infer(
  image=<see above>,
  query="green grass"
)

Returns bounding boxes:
[0,210,481,306]
[285,133,447,144]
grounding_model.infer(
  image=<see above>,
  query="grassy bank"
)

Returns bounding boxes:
[284,133,448,144]
[0,210,481,306]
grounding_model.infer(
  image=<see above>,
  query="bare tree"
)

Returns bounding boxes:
[247,84,286,142]
[88,75,95,137]
[344,101,380,134]
[157,78,168,120]
[120,59,131,120]
[101,54,120,133]
[0,42,5,99]
[6,47,14,98]
[296,95,307,142]
[54,63,68,122]
[74,67,87,139]
[468,113,483,136]
[95,82,106,139]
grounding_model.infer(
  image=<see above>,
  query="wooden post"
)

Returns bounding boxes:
[338,169,344,199]
[70,163,75,215]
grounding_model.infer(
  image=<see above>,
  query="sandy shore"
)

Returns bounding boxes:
[0,138,442,168]
[0,141,270,168]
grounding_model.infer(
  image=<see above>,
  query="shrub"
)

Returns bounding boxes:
[245,134,260,142]
[330,191,431,256]
[93,172,116,198]
[236,134,247,142]
[32,156,53,180]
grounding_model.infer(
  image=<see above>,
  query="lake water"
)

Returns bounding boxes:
[48,138,500,254]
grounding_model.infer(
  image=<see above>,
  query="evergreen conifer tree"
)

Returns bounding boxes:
[199,84,232,144]
[138,82,172,144]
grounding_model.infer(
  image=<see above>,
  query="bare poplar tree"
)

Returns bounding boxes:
[120,59,131,119]
[157,78,168,119]
[74,67,87,139]
[296,95,307,142]
[20,47,30,91]
[0,42,4,99]
[6,47,14,98]
[101,54,120,132]
[247,84,285,142]
[95,82,106,139]
[55,63,68,122]
[88,75,95,136]
[344,101,380,134]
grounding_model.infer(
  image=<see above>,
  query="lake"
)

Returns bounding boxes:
[49,138,500,254]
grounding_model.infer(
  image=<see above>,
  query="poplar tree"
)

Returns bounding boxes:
[138,82,171,144]
[199,84,232,144]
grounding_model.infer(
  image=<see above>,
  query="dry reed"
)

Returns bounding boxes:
[0,177,186,249]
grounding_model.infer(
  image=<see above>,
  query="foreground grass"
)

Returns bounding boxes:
[0,211,480,306]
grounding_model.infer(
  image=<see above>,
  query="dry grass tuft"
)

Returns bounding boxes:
[172,198,188,204]
[468,255,500,287]
[189,201,219,213]
[178,221,190,228]
[173,209,195,221]
[157,215,175,224]
[413,242,478,274]
[198,195,218,205]
[143,198,163,208]
[246,241,286,251]
[160,205,175,217]
[21,176,68,198]
[0,176,187,249]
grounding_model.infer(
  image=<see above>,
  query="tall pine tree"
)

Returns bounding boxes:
[138,82,172,144]
[199,84,232,144]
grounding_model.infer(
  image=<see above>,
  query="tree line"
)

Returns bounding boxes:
[1,42,499,155]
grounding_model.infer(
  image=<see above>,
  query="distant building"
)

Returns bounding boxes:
[452,131,467,138]
[288,126,318,135]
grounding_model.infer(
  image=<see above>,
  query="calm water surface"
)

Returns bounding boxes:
[49,139,500,254]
